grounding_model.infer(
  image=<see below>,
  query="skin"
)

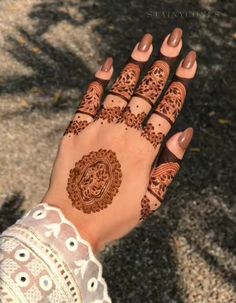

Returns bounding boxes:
[42,29,197,253]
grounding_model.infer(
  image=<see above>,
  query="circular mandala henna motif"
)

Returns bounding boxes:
[67,149,122,214]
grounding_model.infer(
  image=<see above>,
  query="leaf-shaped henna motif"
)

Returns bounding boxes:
[118,106,146,130]
[67,149,122,214]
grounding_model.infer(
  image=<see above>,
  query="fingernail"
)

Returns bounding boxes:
[167,27,183,47]
[182,51,196,69]
[178,127,194,149]
[101,57,113,72]
[138,33,153,52]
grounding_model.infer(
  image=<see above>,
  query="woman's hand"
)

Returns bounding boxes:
[42,28,197,253]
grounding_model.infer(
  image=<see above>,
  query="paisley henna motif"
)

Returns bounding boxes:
[148,162,180,201]
[109,63,141,102]
[67,149,122,214]
[77,81,104,117]
[134,60,169,104]
[141,123,165,148]
[155,81,186,124]
[64,120,89,136]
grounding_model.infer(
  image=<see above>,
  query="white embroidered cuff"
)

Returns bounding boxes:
[0,203,112,303]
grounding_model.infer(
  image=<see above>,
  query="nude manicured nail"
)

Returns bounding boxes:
[182,51,196,69]
[178,127,194,149]
[101,57,113,72]
[167,28,183,47]
[138,33,153,52]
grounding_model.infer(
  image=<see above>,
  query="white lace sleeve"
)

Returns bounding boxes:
[0,203,112,303]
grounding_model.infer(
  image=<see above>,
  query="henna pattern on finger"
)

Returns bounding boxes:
[155,81,186,125]
[148,162,180,202]
[109,61,142,102]
[67,149,122,214]
[141,123,165,148]
[134,60,170,105]
[64,79,108,136]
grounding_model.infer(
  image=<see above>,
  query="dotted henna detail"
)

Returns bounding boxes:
[148,162,180,201]
[140,195,155,221]
[77,81,103,116]
[109,63,141,101]
[134,60,169,104]
[95,106,123,123]
[64,120,89,136]
[117,106,146,130]
[141,123,165,148]
[67,149,122,214]
[155,81,186,124]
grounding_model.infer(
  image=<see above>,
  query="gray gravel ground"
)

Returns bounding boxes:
[0,0,236,302]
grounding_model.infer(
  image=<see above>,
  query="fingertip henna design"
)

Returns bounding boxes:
[67,149,122,214]
[141,123,165,148]
[155,81,186,125]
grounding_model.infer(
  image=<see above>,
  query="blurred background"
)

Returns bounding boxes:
[0,0,235,302]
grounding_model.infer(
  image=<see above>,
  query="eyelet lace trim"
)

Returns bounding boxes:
[0,203,112,303]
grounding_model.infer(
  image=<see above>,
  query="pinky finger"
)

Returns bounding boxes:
[140,127,193,221]
[64,57,113,137]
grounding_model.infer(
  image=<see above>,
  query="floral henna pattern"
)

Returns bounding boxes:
[155,81,186,124]
[77,81,104,117]
[134,60,169,104]
[140,195,155,220]
[141,123,165,148]
[64,120,89,136]
[109,63,141,102]
[148,162,180,201]
[117,106,146,130]
[67,149,122,214]
[95,106,123,123]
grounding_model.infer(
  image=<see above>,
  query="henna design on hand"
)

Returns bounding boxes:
[64,79,108,136]
[95,106,123,123]
[155,81,186,125]
[148,162,180,201]
[140,195,156,220]
[67,149,122,214]
[134,60,170,105]
[109,61,142,102]
[141,123,165,148]
[117,106,146,130]
[64,120,89,136]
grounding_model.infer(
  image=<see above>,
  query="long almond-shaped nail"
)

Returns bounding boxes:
[138,33,153,52]
[167,28,183,47]
[182,51,196,69]
[178,127,194,149]
[101,57,113,72]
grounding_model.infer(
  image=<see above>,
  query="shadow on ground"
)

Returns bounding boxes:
[0,0,235,302]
